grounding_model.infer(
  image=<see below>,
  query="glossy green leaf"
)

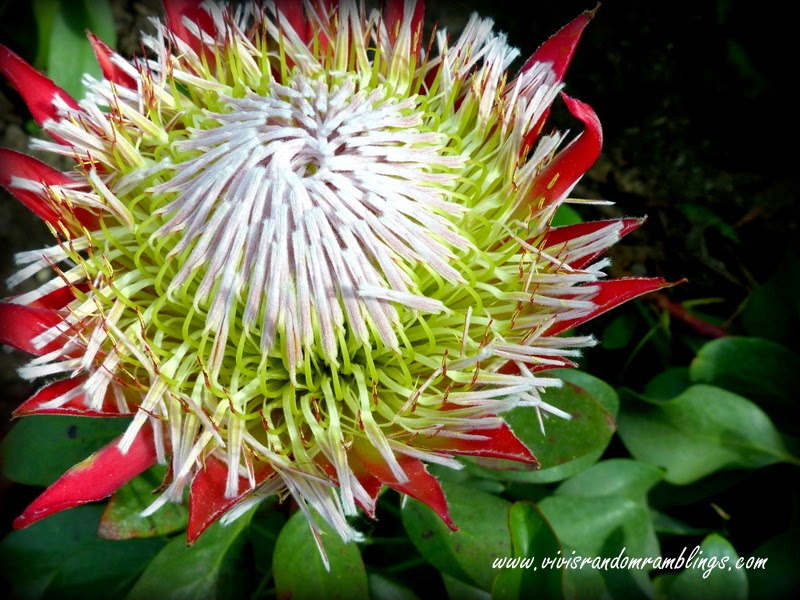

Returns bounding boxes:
[649,510,709,536]
[466,370,618,483]
[98,466,188,539]
[561,558,610,600]
[538,496,659,558]
[658,534,747,600]
[555,369,620,416]
[492,502,564,600]
[495,375,617,484]
[402,481,511,591]
[33,0,116,99]
[126,510,255,600]
[618,385,798,484]
[551,204,583,226]
[2,415,130,486]
[538,495,659,596]
[740,253,800,349]
[601,313,637,350]
[272,509,368,600]
[644,368,691,400]
[690,337,800,431]
[555,459,663,501]
[748,528,799,598]
[0,505,164,600]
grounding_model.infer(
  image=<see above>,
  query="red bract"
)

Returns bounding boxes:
[1,0,674,562]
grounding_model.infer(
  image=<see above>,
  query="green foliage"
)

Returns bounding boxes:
[126,510,255,600]
[0,506,163,600]
[473,370,618,484]
[491,502,563,600]
[653,534,748,600]
[32,0,116,99]
[618,385,797,484]
[2,415,130,486]
[99,467,189,539]
[402,482,512,591]
[272,510,369,600]
[1,7,796,598]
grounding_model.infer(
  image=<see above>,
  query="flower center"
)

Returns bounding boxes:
[150,73,467,373]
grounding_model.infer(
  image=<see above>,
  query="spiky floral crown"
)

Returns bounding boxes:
[0,0,669,564]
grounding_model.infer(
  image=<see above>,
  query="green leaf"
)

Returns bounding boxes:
[492,373,618,484]
[690,337,800,431]
[98,466,188,539]
[561,560,610,600]
[34,0,116,99]
[644,368,691,400]
[555,369,620,416]
[492,502,564,600]
[618,385,798,484]
[555,459,663,501]
[32,0,57,67]
[2,415,130,486]
[402,481,511,591]
[659,534,747,600]
[551,204,583,226]
[649,510,709,536]
[601,313,637,350]
[272,509,368,600]
[538,495,659,596]
[748,528,800,599]
[126,510,255,600]
[740,253,800,349]
[0,505,164,600]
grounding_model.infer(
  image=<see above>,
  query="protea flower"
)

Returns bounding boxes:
[0,0,670,563]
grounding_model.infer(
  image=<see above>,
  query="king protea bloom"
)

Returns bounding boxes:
[0,0,670,562]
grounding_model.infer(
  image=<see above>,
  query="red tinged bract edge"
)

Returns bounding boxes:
[14,377,135,418]
[188,455,275,543]
[13,423,158,530]
[0,0,679,547]
[522,94,603,213]
[0,44,81,145]
[0,303,65,356]
[0,148,98,231]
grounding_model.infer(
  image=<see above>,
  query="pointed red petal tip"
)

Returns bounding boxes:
[521,5,597,80]
[351,441,456,531]
[87,33,136,89]
[0,302,65,355]
[187,454,274,544]
[0,44,80,127]
[524,94,602,215]
[163,0,216,56]
[0,148,98,231]
[547,277,684,336]
[14,423,157,530]
[14,377,134,418]
[415,423,539,466]
[541,217,647,269]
